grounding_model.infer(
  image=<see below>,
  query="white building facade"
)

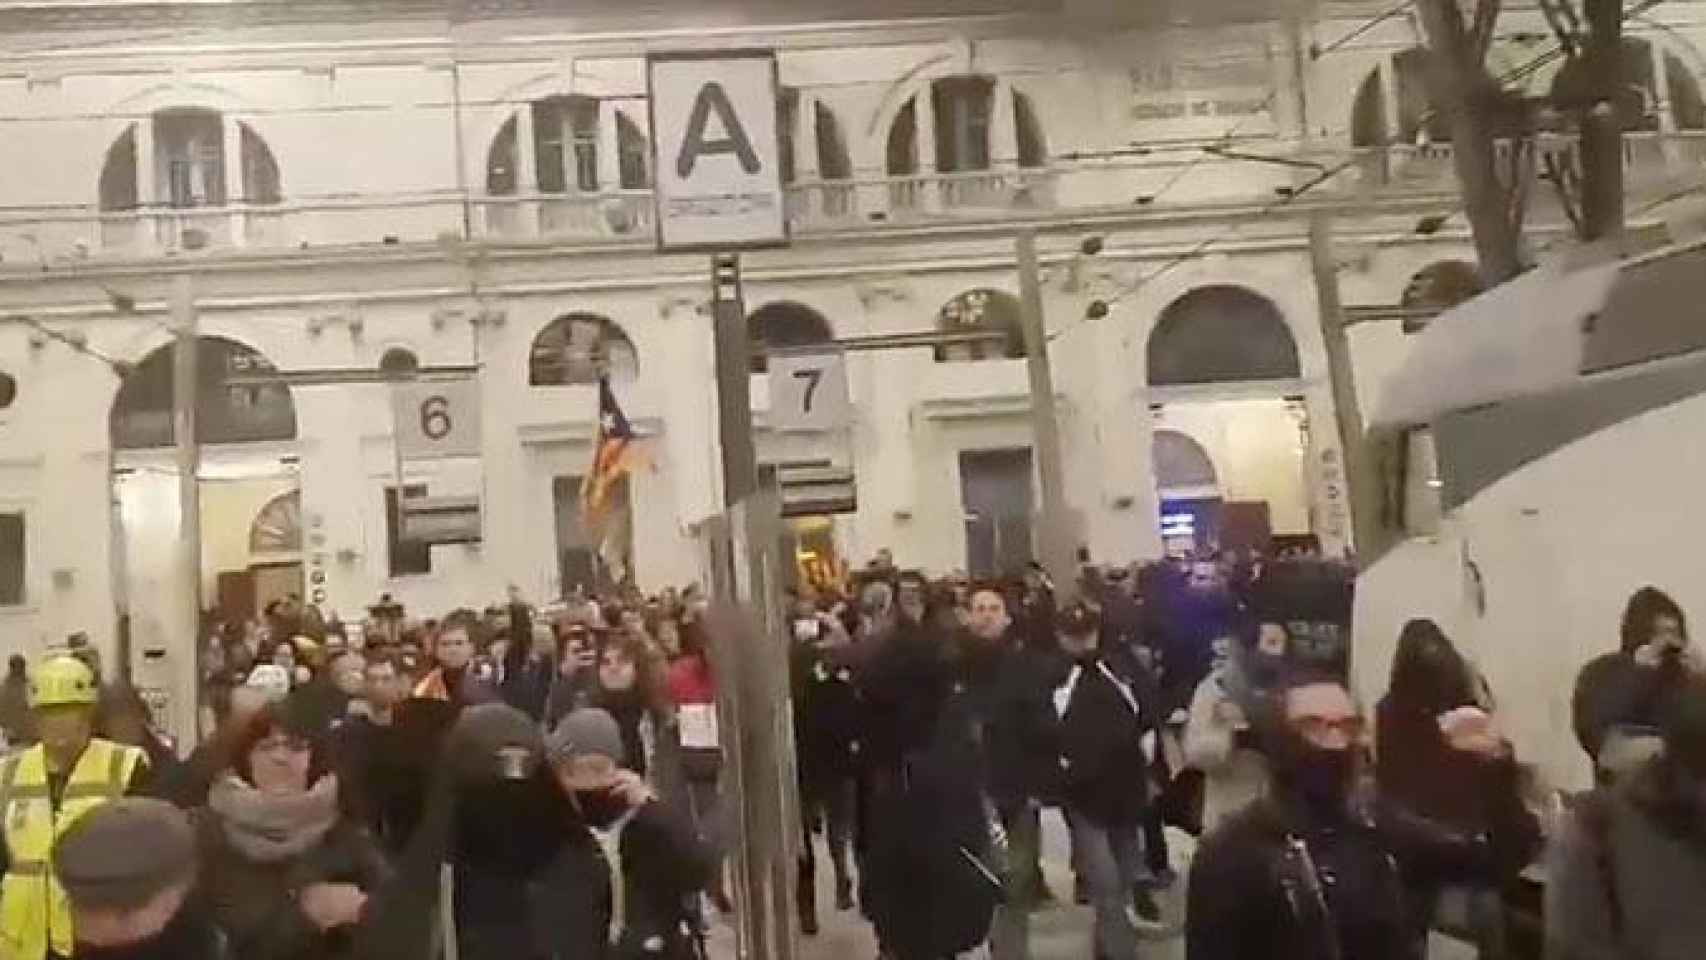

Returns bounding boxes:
[3,0,1706,734]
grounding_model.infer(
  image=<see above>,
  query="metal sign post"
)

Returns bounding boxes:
[651,48,796,960]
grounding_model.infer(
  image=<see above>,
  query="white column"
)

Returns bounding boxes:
[515,103,539,191]
[990,79,1019,169]
[513,103,540,237]
[598,98,621,191]
[795,95,821,222]
[223,114,245,246]
[912,87,940,212]
[135,117,156,208]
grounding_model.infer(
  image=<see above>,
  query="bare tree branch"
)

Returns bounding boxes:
[1471,0,1504,63]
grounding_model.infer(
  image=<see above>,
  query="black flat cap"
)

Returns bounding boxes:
[55,799,196,910]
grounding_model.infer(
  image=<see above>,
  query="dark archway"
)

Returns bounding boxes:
[748,302,833,373]
[111,336,298,449]
[530,313,639,385]
[936,289,1025,362]
[1153,429,1219,491]
[1350,68,1386,148]
[1148,285,1300,386]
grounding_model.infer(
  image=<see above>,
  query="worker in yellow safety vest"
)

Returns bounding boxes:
[0,656,148,960]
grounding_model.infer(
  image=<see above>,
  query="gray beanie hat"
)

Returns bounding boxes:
[55,798,196,910]
[545,708,625,767]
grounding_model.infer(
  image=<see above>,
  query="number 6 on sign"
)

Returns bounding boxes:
[769,351,849,431]
[392,380,482,460]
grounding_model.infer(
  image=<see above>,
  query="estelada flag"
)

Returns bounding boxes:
[581,375,643,526]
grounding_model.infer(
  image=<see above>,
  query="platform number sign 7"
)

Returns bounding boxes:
[769,351,848,431]
[792,367,824,414]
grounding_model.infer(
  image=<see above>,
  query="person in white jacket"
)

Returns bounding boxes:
[1183,622,1290,833]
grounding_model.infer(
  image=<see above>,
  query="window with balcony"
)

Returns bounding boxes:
[530,313,639,386]
[748,302,834,373]
[487,97,652,198]
[97,110,281,213]
[935,289,1026,363]
[1550,38,1706,132]
[885,77,1049,176]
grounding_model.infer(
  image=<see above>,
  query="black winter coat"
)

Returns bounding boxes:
[195,816,390,960]
[956,632,1064,810]
[1573,651,1686,761]
[1187,795,1409,960]
[792,638,863,786]
[1054,648,1158,826]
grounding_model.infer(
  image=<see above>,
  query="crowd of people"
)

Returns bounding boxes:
[2,555,1706,960]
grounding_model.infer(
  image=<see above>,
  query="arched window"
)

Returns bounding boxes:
[111,336,297,449]
[1351,68,1386,148]
[936,289,1025,363]
[487,116,519,195]
[250,490,303,555]
[1402,260,1484,333]
[1548,38,1705,132]
[99,112,281,211]
[816,103,853,180]
[530,313,639,385]
[1394,48,1449,144]
[1015,90,1048,168]
[1148,286,1300,386]
[0,371,16,410]
[888,75,1024,175]
[379,347,421,378]
[1153,429,1219,493]
[748,302,833,373]
[780,91,855,184]
[487,98,650,196]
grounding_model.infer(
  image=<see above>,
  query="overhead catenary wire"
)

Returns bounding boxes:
[1049,0,1673,344]
[9,314,131,375]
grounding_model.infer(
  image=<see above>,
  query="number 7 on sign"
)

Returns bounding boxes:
[792,367,823,413]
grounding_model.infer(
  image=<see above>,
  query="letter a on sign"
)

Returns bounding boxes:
[649,51,787,251]
[676,82,762,177]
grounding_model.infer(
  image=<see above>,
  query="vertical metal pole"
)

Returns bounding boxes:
[1308,213,1386,567]
[708,253,797,960]
[1015,230,1075,591]
[713,255,758,508]
[171,274,202,737]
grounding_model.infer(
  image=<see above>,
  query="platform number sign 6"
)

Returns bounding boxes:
[392,380,482,460]
[419,396,452,441]
[769,351,849,431]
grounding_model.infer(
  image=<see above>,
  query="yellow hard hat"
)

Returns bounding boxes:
[29,656,97,709]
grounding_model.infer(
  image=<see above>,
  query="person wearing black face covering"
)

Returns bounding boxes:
[1187,671,1412,960]
[1547,677,1706,960]
[545,708,711,960]
[54,799,228,960]
[350,703,608,960]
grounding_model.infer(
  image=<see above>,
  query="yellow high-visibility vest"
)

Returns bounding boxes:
[0,739,144,960]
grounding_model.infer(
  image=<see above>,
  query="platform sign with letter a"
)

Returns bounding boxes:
[647,50,787,251]
[767,351,850,432]
[391,379,481,461]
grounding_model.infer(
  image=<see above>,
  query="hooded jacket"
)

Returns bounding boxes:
[1574,589,1691,762]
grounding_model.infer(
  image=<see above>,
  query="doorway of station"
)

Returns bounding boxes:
[960,447,1035,578]
[1147,285,1311,557]
[109,335,299,742]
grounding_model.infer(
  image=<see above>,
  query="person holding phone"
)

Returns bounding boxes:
[1574,587,1703,779]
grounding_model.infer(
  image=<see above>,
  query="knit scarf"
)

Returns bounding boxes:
[208,773,339,863]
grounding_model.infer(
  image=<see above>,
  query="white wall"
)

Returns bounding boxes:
[1356,392,1706,795]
